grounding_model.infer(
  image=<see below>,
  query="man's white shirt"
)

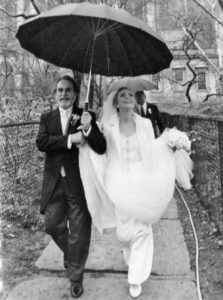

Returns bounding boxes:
[59,106,92,177]
[59,107,72,176]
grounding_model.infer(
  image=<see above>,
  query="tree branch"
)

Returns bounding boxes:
[191,0,223,28]
[0,7,37,19]
[183,26,221,74]
[30,0,41,15]
[0,26,15,33]
[203,93,223,102]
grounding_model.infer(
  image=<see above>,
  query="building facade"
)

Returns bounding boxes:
[130,0,222,103]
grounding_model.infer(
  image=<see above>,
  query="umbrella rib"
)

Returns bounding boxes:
[97,22,123,37]
[123,28,158,74]
[82,38,92,74]
[90,17,102,35]
[90,17,96,35]
[105,31,110,76]
[95,18,102,35]
[59,40,77,66]
[34,18,78,67]
[95,19,121,36]
[91,18,120,38]
[113,26,134,76]
[96,19,110,35]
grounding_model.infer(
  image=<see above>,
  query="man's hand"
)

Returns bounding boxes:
[81,111,92,132]
[70,132,84,147]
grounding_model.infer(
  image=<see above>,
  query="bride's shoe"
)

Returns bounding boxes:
[129,284,142,298]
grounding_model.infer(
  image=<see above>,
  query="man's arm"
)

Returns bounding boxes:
[80,111,106,154]
[152,105,165,134]
[36,113,68,152]
[85,121,106,154]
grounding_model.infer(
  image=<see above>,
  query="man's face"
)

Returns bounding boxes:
[55,79,77,110]
[135,92,145,105]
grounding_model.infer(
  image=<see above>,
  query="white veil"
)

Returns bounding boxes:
[100,90,118,125]
[78,91,118,233]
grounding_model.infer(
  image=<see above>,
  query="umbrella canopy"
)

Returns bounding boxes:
[16,2,173,77]
[108,77,157,93]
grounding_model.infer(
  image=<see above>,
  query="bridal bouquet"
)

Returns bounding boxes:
[161,127,191,152]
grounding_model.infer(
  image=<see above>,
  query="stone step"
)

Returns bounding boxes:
[6,275,198,300]
[35,219,193,279]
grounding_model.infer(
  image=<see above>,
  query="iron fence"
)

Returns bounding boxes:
[0,115,223,232]
[162,113,223,234]
[0,121,44,227]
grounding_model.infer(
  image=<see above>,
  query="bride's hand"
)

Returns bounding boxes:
[76,136,86,148]
[70,131,83,145]
[81,111,92,131]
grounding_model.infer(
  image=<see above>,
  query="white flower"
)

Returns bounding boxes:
[70,114,80,126]
[161,127,191,152]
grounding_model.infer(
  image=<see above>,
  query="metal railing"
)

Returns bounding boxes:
[1,115,223,232]
[162,113,223,234]
[0,122,44,227]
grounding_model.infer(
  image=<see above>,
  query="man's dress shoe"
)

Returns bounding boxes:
[70,283,84,298]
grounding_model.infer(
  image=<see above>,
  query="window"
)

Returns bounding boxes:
[196,68,206,90]
[152,73,160,89]
[172,68,185,92]
[173,68,184,82]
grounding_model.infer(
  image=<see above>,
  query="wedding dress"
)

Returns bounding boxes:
[79,102,193,233]
[78,92,193,285]
[103,119,176,224]
[111,132,154,284]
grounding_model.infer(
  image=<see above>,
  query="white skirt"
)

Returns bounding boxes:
[104,142,176,224]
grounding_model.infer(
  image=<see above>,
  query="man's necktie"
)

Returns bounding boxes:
[141,105,146,117]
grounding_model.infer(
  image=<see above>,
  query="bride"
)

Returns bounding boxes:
[79,87,193,298]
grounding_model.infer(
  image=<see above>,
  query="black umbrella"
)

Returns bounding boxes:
[16,2,173,103]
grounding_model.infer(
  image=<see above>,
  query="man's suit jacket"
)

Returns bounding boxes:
[36,105,106,213]
[138,102,164,137]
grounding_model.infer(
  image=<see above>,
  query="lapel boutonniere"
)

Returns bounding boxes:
[70,114,81,126]
[148,108,152,114]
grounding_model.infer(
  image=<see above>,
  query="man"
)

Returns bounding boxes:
[135,91,164,137]
[36,75,106,298]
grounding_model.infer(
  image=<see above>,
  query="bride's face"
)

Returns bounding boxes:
[117,88,136,111]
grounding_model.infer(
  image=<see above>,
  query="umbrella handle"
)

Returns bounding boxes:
[85,36,96,110]
[84,102,89,111]
[85,68,92,111]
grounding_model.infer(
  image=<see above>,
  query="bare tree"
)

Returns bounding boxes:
[156,0,222,103]
[191,0,223,28]
[182,32,199,103]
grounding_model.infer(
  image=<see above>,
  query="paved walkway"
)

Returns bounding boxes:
[6,198,198,300]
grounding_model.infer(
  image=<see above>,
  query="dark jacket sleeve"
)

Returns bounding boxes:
[36,113,68,152]
[85,112,106,155]
[152,105,165,134]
